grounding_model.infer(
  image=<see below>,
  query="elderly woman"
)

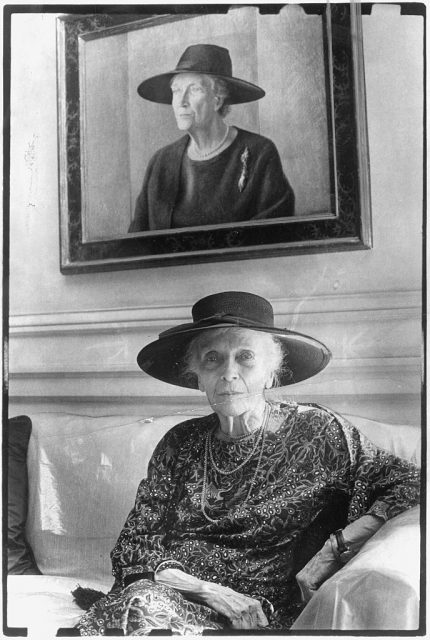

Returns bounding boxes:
[128,45,294,231]
[76,292,419,634]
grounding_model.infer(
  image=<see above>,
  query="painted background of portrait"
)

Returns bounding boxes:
[81,6,332,241]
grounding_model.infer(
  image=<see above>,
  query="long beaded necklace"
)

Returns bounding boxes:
[208,407,267,475]
[201,404,270,523]
[190,125,230,160]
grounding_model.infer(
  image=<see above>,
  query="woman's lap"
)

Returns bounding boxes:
[76,579,224,636]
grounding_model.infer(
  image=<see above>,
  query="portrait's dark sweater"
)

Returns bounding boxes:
[129,128,295,231]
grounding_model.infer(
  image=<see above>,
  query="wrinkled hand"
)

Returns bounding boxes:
[199,582,268,629]
[295,538,340,603]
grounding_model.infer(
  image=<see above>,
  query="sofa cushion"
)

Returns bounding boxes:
[7,575,111,634]
[8,415,41,575]
[26,412,198,583]
[291,505,420,630]
[344,414,421,466]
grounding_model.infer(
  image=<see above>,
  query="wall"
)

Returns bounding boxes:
[8,6,423,426]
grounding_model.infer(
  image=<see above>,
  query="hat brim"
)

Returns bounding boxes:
[137,322,331,389]
[137,71,265,105]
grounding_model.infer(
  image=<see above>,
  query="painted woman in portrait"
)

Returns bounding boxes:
[128,44,295,231]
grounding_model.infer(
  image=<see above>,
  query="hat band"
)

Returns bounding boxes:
[175,63,232,77]
[195,312,272,326]
[160,313,274,338]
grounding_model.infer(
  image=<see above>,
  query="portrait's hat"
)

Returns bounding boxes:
[137,44,265,105]
[137,291,331,389]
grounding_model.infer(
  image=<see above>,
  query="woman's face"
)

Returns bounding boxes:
[171,73,220,134]
[194,329,275,418]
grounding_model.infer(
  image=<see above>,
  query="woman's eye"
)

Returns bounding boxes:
[239,351,254,361]
[204,352,218,363]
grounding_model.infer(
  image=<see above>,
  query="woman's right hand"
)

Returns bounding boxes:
[199,581,269,629]
[155,567,268,629]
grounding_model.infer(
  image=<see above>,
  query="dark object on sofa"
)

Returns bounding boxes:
[71,585,106,610]
[8,415,41,574]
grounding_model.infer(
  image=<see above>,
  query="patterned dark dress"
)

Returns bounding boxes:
[77,402,420,635]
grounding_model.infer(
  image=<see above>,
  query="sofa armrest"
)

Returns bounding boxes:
[291,506,420,630]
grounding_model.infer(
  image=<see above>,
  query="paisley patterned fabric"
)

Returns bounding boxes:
[77,579,225,635]
[77,402,420,635]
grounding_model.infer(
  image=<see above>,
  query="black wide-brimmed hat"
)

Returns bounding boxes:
[137,44,265,105]
[137,292,331,389]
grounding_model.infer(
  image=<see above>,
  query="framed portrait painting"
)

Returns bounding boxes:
[57,4,372,273]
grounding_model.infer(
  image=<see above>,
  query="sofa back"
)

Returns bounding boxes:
[26,412,196,583]
[25,410,420,584]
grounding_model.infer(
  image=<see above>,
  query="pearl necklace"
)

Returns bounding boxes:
[208,420,265,476]
[201,405,270,523]
[190,125,230,160]
[218,428,261,444]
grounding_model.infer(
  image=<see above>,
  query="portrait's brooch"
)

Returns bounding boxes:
[238,146,250,192]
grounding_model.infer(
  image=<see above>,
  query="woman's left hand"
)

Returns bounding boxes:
[295,539,340,602]
[296,515,385,602]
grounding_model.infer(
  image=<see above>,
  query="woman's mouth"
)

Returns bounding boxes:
[218,391,242,396]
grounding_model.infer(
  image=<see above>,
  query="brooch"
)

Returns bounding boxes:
[238,146,250,192]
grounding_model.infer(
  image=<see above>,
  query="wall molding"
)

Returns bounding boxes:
[8,289,422,425]
[8,356,421,379]
[9,289,421,336]
[9,357,421,398]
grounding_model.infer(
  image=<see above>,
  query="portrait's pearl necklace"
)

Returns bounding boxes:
[191,125,230,160]
[201,404,270,524]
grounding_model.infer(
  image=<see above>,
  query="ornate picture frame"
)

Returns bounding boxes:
[57,4,371,274]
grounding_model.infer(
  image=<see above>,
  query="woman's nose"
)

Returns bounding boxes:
[179,90,189,105]
[172,90,188,107]
[221,360,239,381]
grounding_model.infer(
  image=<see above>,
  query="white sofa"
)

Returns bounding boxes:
[7,409,421,636]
